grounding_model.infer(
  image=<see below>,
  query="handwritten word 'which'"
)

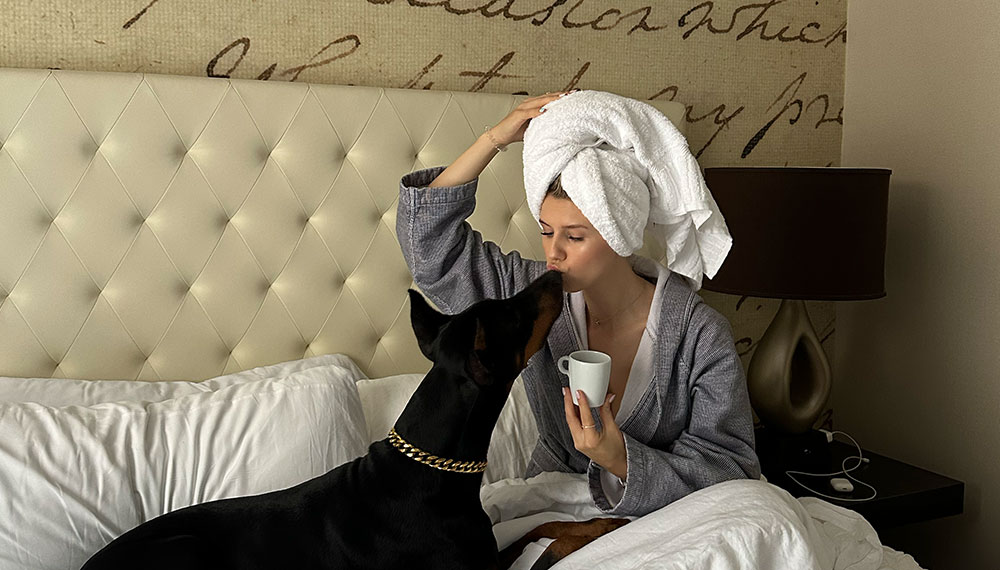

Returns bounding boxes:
[678,1,846,47]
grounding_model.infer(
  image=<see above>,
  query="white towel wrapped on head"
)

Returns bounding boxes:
[522,90,731,290]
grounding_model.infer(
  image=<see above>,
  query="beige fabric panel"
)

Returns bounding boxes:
[0,68,685,380]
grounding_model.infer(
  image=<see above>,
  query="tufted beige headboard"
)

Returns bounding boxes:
[0,68,685,381]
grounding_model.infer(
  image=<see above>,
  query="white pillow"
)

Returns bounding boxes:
[356,373,424,444]
[0,366,368,570]
[0,354,366,407]
[356,374,539,485]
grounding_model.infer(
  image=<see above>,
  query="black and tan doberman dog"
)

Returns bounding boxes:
[82,271,564,570]
[499,518,631,570]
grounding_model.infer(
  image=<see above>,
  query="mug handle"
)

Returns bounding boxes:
[558,356,570,375]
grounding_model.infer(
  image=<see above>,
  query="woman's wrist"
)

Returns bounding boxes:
[607,457,628,482]
[483,126,508,153]
[429,133,500,188]
[478,131,503,155]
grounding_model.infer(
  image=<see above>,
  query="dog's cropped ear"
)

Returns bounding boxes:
[408,290,449,360]
[466,317,492,386]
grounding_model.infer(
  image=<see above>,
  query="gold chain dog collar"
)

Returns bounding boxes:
[388,428,488,474]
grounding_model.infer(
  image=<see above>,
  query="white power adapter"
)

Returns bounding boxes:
[830,477,854,493]
[784,430,877,502]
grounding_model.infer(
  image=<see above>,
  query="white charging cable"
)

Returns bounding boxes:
[784,430,878,503]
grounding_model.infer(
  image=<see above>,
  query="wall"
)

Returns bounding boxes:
[0,1,849,162]
[838,1,1000,568]
[0,1,847,405]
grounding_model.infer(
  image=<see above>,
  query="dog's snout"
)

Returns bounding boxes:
[539,271,564,316]
[531,270,563,306]
[519,271,564,363]
[541,269,563,289]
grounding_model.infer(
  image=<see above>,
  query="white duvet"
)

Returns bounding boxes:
[482,473,923,570]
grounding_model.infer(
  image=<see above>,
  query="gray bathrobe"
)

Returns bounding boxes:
[397,167,760,517]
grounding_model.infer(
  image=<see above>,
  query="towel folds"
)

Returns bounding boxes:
[522,90,731,290]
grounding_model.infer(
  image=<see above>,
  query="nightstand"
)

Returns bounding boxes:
[755,428,965,530]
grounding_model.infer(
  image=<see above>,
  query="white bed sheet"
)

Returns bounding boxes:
[482,473,924,570]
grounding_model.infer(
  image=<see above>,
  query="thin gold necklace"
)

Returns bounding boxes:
[589,286,646,326]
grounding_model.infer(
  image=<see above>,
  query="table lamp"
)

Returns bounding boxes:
[702,167,890,435]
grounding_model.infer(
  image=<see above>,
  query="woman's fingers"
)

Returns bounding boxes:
[563,387,627,476]
[575,391,599,430]
[521,92,570,113]
[599,393,617,432]
[524,91,571,105]
[510,94,559,122]
[490,91,572,145]
[562,386,582,435]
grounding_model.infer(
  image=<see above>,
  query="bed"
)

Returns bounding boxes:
[0,67,921,569]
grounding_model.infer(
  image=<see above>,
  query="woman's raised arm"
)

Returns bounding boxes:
[429,91,570,188]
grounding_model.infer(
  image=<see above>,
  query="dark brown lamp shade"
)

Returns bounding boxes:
[702,167,891,300]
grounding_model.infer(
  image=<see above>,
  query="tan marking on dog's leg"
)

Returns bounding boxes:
[529,535,593,570]
[499,518,630,569]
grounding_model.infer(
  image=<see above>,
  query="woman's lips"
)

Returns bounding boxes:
[547,264,561,272]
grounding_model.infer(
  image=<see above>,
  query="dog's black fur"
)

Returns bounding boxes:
[81,271,564,570]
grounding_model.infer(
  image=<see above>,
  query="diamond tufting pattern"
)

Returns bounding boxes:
[0,68,685,381]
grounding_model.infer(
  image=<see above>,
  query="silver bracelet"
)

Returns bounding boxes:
[484,126,507,152]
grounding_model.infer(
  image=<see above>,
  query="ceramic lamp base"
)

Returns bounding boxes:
[748,299,831,434]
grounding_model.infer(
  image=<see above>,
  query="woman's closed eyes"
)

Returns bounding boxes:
[540,231,583,242]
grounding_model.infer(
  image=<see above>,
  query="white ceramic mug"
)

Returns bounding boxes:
[557,350,612,407]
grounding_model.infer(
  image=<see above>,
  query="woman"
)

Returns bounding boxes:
[397,91,759,517]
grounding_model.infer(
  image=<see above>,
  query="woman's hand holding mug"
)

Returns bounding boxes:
[558,350,627,480]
